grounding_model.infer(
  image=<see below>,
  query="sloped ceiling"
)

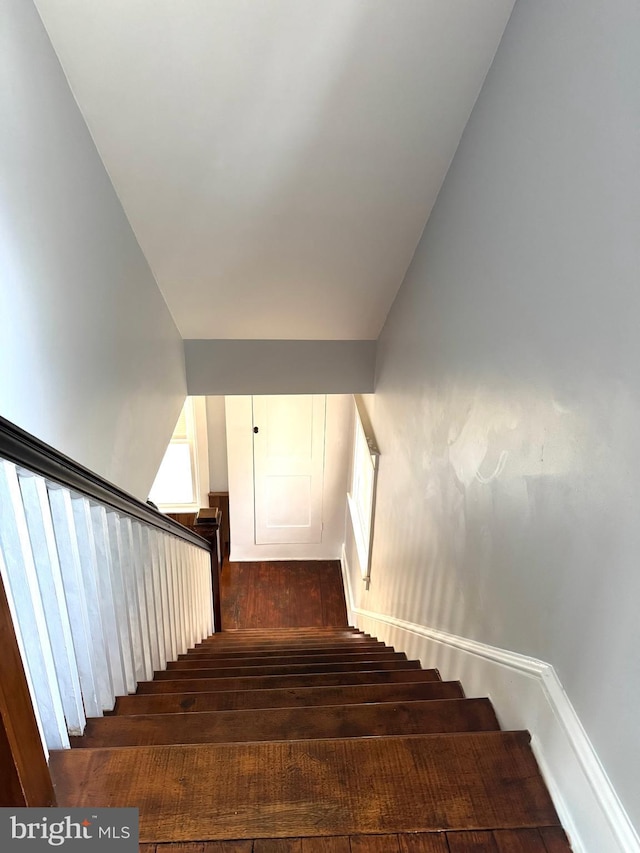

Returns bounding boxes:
[33,0,515,340]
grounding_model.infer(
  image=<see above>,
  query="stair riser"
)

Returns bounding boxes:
[136,669,442,694]
[155,660,420,680]
[74,699,500,748]
[198,629,368,638]
[170,652,404,669]
[115,681,464,715]
[179,644,388,660]
[214,627,363,633]
[190,644,384,658]
[195,637,374,650]
[206,630,367,641]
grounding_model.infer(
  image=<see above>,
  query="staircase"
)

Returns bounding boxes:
[49,626,572,851]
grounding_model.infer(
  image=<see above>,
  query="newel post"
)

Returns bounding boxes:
[194,507,222,633]
[0,570,56,806]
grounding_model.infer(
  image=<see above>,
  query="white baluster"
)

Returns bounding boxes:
[17,471,85,735]
[174,537,187,655]
[138,526,160,673]
[105,512,136,694]
[197,550,207,640]
[163,535,178,661]
[47,484,101,719]
[178,541,191,650]
[194,549,204,642]
[154,530,173,663]
[116,517,146,683]
[189,547,197,647]
[147,528,165,670]
[130,522,153,681]
[198,550,206,641]
[90,505,127,698]
[0,462,69,748]
[70,496,114,711]
[185,546,195,649]
[151,529,164,670]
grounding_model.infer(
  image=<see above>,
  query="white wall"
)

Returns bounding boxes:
[205,397,229,493]
[186,340,375,395]
[352,0,640,840]
[226,395,352,561]
[0,0,186,500]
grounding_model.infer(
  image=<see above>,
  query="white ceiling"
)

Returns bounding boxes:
[34,0,514,340]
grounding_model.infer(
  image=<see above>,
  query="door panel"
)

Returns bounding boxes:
[253,396,326,544]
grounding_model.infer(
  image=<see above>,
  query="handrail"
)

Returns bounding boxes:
[348,395,380,590]
[0,415,209,551]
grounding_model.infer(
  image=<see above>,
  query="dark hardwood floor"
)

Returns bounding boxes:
[140,827,570,851]
[220,560,348,630]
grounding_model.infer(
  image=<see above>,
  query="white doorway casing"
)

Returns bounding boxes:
[226,395,352,561]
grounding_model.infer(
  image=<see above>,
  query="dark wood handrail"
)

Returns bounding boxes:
[0,415,210,551]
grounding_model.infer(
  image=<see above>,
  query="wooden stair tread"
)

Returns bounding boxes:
[49,732,559,842]
[195,637,376,649]
[142,828,570,851]
[197,633,373,641]
[182,642,388,657]
[200,630,367,637]
[212,625,365,640]
[74,698,499,747]
[154,660,420,680]
[446,827,573,851]
[136,668,441,694]
[173,651,401,667]
[114,680,465,715]
[216,627,362,633]
[199,633,370,641]
[198,629,369,639]
[218,627,361,631]
[191,644,384,657]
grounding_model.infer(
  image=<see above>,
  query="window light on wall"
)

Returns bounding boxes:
[149,399,199,509]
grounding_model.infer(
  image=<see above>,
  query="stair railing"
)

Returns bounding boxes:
[0,415,214,756]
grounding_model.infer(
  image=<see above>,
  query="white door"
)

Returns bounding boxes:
[252,395,326,545]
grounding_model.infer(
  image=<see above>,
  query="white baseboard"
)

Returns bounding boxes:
[341,546,639,853]
[228,545,342,562]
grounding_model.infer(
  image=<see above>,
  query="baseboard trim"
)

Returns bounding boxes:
[341,546,639,853]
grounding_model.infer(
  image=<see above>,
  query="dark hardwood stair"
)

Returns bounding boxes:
[169,650,402,666]
[134,667,441,694]
[137,827,571,851]
[50,627,572,850]
[153,658,419,680]
[71,698,500,747]
[112,679,467,714]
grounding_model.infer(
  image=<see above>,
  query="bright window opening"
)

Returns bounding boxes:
[149,399,199,510]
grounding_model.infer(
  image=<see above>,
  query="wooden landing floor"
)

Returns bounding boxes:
[220,560,348,630]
